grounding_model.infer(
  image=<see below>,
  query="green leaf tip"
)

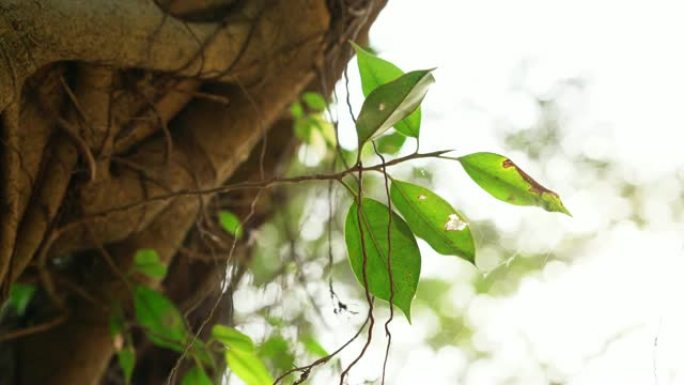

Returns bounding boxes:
[117,346,135,385]
[212,325,255,353]
[458,152,572,216]
[219,210,244,238]
[181,366,212,385]
[8,283,37,316]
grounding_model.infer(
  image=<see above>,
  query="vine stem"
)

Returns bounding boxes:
[70,150,453,222]
[272,308,372,385]
[371,141,394,385]
[338,161,375,385]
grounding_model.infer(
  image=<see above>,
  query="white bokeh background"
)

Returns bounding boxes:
[235,1,684,384]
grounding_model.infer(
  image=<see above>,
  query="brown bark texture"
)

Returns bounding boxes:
[0,0,386,384]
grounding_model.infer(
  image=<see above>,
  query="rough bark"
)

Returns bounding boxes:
[0,0,387,384]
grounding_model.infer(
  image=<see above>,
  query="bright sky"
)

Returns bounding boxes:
[327,0,684,384]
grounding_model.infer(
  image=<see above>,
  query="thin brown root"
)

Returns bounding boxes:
[56,118,98,181]
[0,313,68,342]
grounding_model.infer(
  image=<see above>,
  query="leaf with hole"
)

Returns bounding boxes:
[181,366,212,385]
[352,42,421,138]
[219,210,243,238]
[355,69,434,148]
[133,285,188,351]
[458,152,571,215]
[390,180,475,263]
[212,324,254,353]
[226,349,273,385]
[345,198,421,321]
[132,249,167,279]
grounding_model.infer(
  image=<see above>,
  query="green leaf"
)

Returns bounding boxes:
[290,101,304,118]
[109,305,125,337]
[376,131,407,155]
[352,42,421,138]
[302,92,327,112]
[259,335,294,372]
[109,304,135,384]
[181,366,212,385]
[390,180,475,263]
[132,249,167,279]
[133,285,188,351]
[117,346,135,385]
[226,349,274,385]
[355,69,434,148]
[458,152,571,215]
[293,117,313,143]
[312,115,337,148]
[344,198,421,321]
[8,283,37,316]
[211,325,254,353]
[219,210,243,238]
[301,336,328,358]
[191,339,216,369]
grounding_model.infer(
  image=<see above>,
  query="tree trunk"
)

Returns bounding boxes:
[0,0,387,383]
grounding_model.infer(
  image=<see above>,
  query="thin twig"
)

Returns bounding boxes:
[59,76,89,123]
[338,163,374,385]
[0,313,68,342]
[36,229,65,309]
[170,87,231,105]
[273,309,372,385]
[86,227,133,293]
[166,182,267,385]
[75,150,451,221]
[371,141,394,385]
[56,118,98,181]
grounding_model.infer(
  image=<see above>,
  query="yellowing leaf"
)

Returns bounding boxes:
[459,152,571,215]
